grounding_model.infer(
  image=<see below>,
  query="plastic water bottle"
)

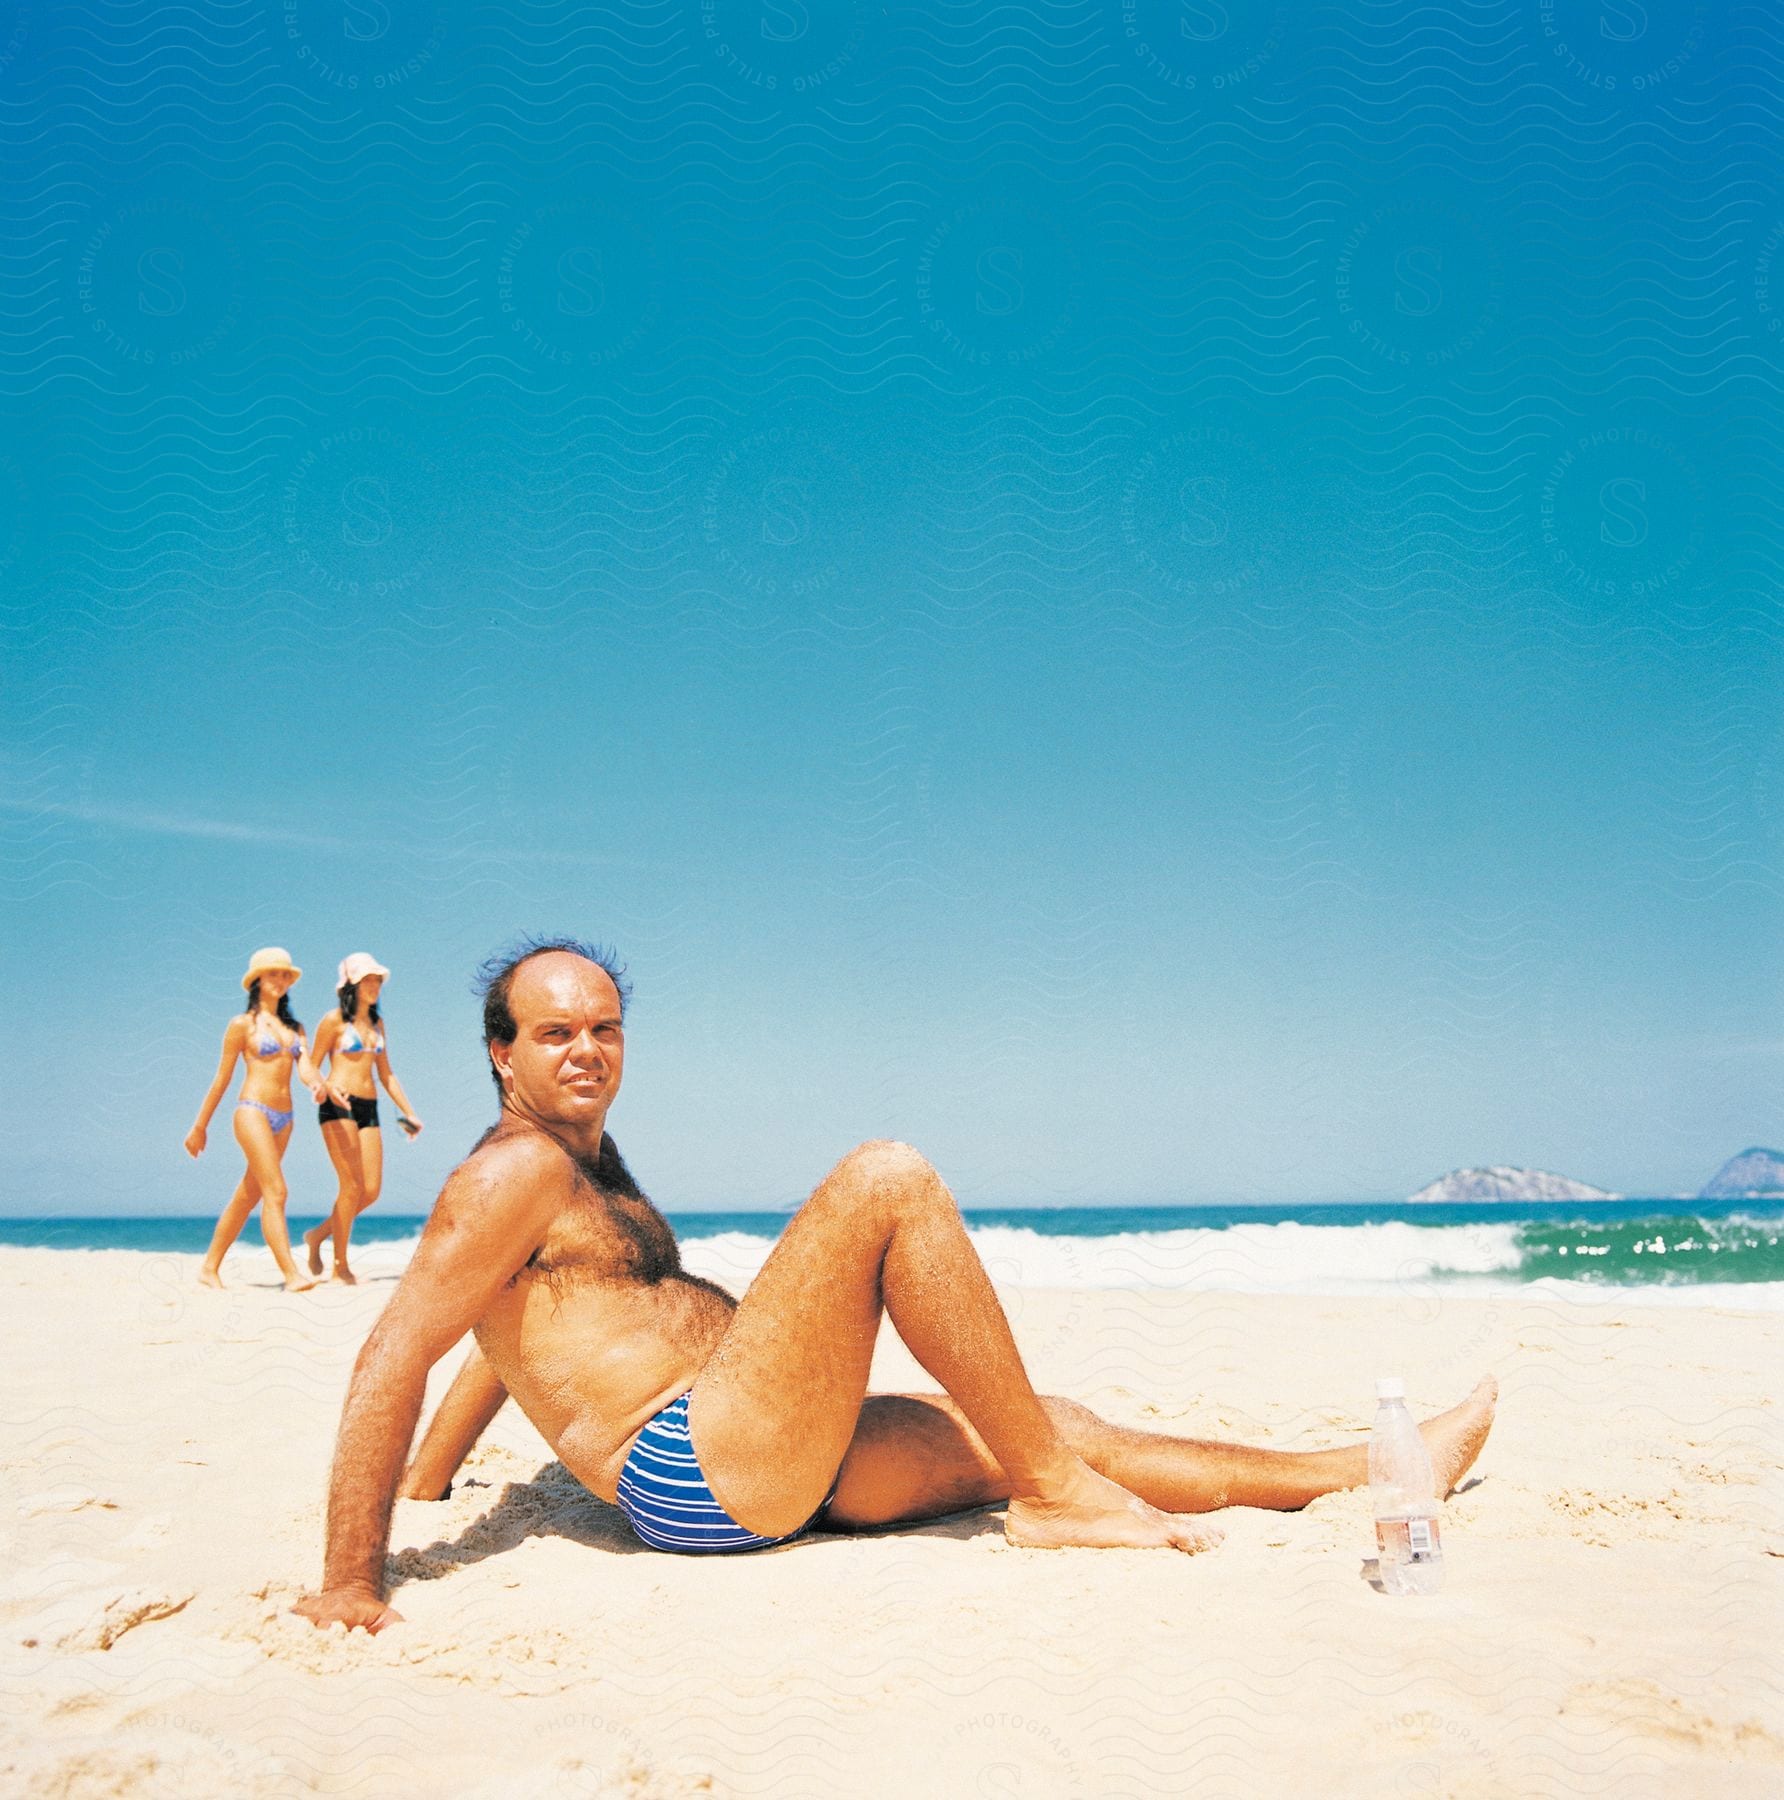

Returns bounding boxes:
[1369,1376,1443,1595]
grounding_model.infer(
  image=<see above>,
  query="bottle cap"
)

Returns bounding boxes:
[1375,1376,1405,1400]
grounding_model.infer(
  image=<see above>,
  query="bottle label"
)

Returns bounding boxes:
[1376,1515,1441,1563]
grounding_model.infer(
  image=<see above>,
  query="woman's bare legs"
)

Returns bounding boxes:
[306,1119,364,1281]
[231,1108,315,1292]
[199,1159,261,1288]
[335,1124,383,1279]
[311,1119,381,1281]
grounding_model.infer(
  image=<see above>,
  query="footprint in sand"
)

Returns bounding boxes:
[14,1581,193,1654]
[17,1487,120,1518]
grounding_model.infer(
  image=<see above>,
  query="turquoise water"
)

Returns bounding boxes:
[2,1199,1779,1294]
[1509,1212,1784,1286]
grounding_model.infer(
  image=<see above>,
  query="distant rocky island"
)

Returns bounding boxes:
[1409,1166,1619,1203]
[1697,1148,1784,1199]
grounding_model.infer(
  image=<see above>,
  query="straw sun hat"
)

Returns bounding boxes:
[241,946,301,990]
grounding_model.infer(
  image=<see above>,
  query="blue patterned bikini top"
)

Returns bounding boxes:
[340,1024,385,1056]
[250,1023,304,1060]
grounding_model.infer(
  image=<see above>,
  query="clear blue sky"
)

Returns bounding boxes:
[2,5,1778,1213]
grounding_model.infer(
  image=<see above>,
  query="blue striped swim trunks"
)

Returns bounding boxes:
[614,1390,839,1554]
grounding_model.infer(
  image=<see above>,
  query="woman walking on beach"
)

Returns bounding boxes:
[301,952,423,1284]
[185,948,343,1291]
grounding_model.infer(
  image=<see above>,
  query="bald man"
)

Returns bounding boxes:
[296,938,1495,1631]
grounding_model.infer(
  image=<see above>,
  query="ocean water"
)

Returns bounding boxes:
[3,1199,1780,1307]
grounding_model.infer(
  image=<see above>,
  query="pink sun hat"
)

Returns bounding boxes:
[337,952,391,988]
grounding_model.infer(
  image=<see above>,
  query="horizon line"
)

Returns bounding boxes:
[0,1194,1731,1223]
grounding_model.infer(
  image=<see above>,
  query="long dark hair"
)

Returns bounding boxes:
[244,978,302,1034]
[337,980,383,1027]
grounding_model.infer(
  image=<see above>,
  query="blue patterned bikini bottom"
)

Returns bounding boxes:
[237,1098,293,1134]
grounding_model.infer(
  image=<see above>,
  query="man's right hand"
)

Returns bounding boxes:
[291,1587,403,1634]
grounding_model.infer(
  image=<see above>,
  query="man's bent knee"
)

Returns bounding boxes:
[805,1140,952,1237]
[834,1139,946,1204]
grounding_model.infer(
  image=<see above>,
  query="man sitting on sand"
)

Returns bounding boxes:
[296,938,1496,1632]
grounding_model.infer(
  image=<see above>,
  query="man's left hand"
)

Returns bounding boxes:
[291,1587,403,1634]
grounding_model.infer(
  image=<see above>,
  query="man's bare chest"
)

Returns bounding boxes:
[523,1184,682,1287]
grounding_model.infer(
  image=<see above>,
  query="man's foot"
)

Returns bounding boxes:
[282,1272,320,1294]
[1420,1376,1498,1496]
[330,1265,357,1286]
[1004,1458,1225,1553]
[302,1226,326,1276]
[197,1267,225,1290]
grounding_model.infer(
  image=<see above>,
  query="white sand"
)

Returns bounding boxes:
[2,1239,1781,1797]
